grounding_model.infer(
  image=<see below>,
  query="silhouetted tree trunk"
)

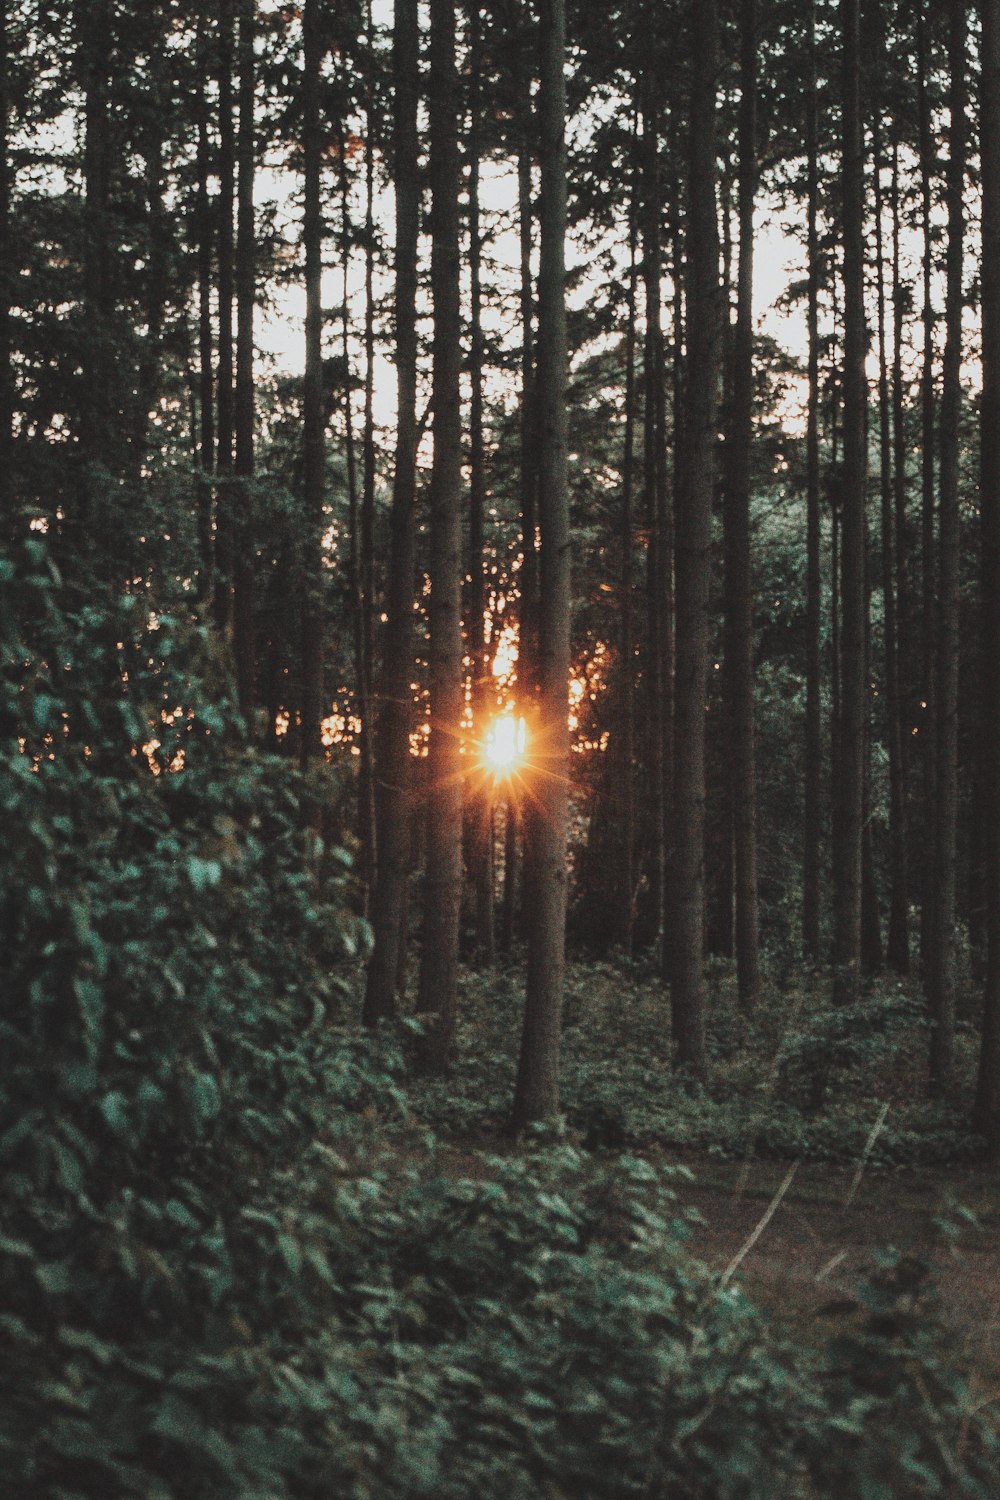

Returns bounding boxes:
[512,0,569,1128]
[671,0,719,1073]
[215,0,236,632]
[357,0,377,901]
[928,0,965,1092]
[80,0,112,533]
[233,0,256,721]
[616,168,639,955]
[974,0,1000,1151]
[803,0,822,962]
[832,0,866,1006]
[0,0,11,521]
[364,0,419,1024]
[300,0,325,771]
[889,135,912,975]
[416,0,465,1072]
[195,35,216,589]
[722,0,760,1013]
[466,0,495,966]
[917,0,936,971]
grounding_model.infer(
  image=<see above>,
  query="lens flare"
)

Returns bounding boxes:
[483,714,527,775]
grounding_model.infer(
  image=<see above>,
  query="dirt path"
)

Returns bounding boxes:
[670,1154,1000,1378]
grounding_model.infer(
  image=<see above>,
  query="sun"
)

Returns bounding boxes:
[483,714,528,777]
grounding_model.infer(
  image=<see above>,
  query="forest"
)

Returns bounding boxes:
[4,0,1000,1493]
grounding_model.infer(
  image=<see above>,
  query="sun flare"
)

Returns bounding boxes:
[483,714,528,776]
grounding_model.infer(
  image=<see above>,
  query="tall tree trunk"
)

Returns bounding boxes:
[641,56,667,967]
[722,0,761,1013]
[917,0,936,971]
[832,0,866,1006]
[467,0,495,966]
[974,0,1000,1151]
[357,0,378,901]
[890,136,912,975]
[80,0,112,538]
[364,0,420,1024]
[616,164,639,955]
[195,38,216,591]
[928,0,965,1093]
[233,0,256,722]
[512,0,570,1128]
[873,111,909,974]
[803,0,822,962]
[300,0,325,772]
[215,0,236,631]
[671,0,719,1073]
[416,0,465,1072]
[0,0,11,524]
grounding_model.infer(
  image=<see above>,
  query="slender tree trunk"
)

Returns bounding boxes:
[803,0,822,962]
[832,0,866,1006]
[300,0,325,772]
[917,0,937,970]
[215,0,236,632]
[872,113,909,974]
[467,1,495,966]
[642,58,667,967]
[0,0,11,523]
[890,137,912,975]
[928,0,965,1093]
[722,0,761,1013]
[233,0,256,723]
[195,41,216,590]
[974,0,1000,1150]
[616,168,639,955]
[80,0,112,537]
[357,0,378,900]
[364,0,420,1023]
[671,0,719,1074]
[512,0,570,1128]
[416,0,465,1072]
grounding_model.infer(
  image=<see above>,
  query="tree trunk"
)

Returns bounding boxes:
[195,39,216,591]
[616,159,639,955]
[671,0,719,1074]
[233,0,256,723]
[300,0,325,772]
[803,0,822,963]
[512,0,570,1129]
[832,0,866,1007]
[917,0,936,971]
[357,0,378,903]
[974,0,1000,1150]
[928,0,965,1093]
[466,0,495,966]
[416,0,465,1072]
[80,0,112,537]
[0,0,11,522]
[722,0,761,1013]
[889,136,912,976]
[215,0,236,632]
[363,0,420,1024]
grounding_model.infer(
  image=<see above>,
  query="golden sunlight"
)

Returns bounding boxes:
[483,714,528,777]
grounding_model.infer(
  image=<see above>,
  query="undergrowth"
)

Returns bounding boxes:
[412,958,984,1165]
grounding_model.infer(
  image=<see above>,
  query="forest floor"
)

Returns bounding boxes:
[649,1152,1000,1383]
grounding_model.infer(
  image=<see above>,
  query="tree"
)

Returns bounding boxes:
[670,0,720,1075]
[364,0,420,1026]
[512,0,570,1128]
[722,0,761,1014]
[831,0,866,1007]
[300,0,326,772]
[416,0,465,1071]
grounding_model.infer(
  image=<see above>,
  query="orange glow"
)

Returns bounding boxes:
[483,714,528,777]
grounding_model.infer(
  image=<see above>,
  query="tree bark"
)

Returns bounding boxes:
[832,0,866,1007]
[512,0,570,1128]
[363,0,421,1025]
[416,0,465,1072]
[722,0,761,1013]
[300,0,326,772]
[917,0,936,971]
[803,0,822,963]
[233,0,256,723]
[195,38,216,590]
[928,0,965,1093]
[974,0,1000,1150]
[670,0,719,1073]
[215,0,236,632]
